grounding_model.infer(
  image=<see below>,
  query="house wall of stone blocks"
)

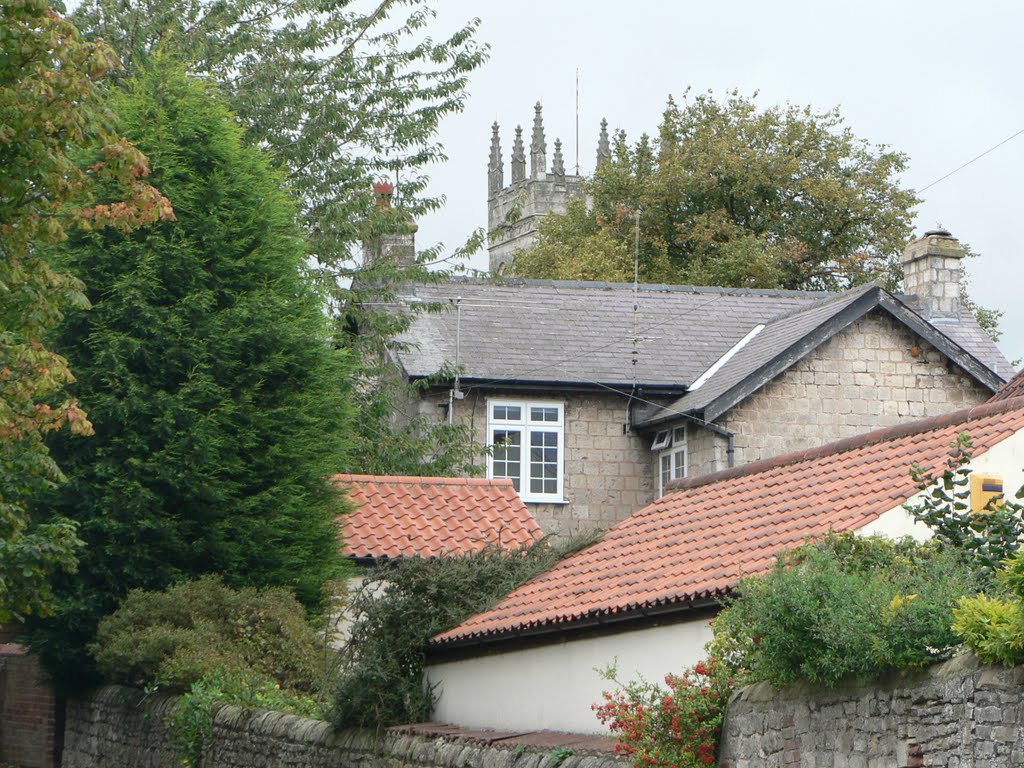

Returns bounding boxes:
[430,389,653,537]
[716,309,991,470]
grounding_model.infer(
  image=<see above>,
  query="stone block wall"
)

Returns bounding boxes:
[721,309,990,470]
[719,655,1024,767]
[62,685,625,768]
[0,638,57,768]
[434,389,654,537]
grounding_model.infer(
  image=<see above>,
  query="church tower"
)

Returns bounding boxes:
[487,104,606,273]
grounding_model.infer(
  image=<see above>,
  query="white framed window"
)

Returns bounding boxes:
[656,426,687,496]
[487,399,564,502]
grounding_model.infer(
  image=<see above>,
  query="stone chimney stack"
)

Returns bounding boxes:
[901,228,964,319]
[530,102,546,179]
[488,122,503,197]
[362,181,416,269]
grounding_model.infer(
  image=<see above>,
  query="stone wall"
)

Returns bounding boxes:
[0,637,57,768]
[62,686,624,768]
[438,389,654,537]
[721,309,990,469]
[719,655,1024,767]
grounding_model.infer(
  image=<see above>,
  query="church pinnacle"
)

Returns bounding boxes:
[552,138,565,181]
[488,122,503,195]
[530,102,546,178]
[596,118,610,169]
[511,126,526,183]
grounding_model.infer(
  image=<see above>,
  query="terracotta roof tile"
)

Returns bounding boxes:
[334,474,544,560]
[431,397,1024,648]
[991,368,1024,402]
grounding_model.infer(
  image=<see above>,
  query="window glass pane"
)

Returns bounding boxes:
[493,404,521,421]
[672,449,687,479]
[673,427,687,444]
[530,406,559,423]
[529,430,559,495]
[660,453,672,492]
[651,430,670,451]
[492,429,521,490]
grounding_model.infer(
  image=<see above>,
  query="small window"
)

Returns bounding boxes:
[651,430,671,451]
[655,425,687,496]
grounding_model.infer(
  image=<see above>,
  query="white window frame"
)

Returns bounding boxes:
[486,399,564,503]
[656,426,688,497]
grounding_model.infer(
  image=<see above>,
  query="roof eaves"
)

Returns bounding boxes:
[666,394,1024,494]
[428,594,725,652]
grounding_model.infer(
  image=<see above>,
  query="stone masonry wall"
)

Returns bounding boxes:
[718,655,1024,767]
[424,389,654,537]
[722,309,990,469]
[62,686,625,768]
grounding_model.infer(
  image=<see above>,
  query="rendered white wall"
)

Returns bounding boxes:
[861,426,1024,540]
[426,617,714,734]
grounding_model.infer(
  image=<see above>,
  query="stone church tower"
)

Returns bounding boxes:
[487,104,611,273]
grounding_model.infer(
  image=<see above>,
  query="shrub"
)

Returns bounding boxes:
[951,550,1024,666]
[593,657,742,768]
[90,575,322,692]
[905,432,1024,584]
[711,533,978,688]
[330,537,593,728]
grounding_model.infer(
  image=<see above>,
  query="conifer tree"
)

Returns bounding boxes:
[28,62,353,686]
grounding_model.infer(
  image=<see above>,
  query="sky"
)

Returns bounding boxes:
[418,0,1024,368]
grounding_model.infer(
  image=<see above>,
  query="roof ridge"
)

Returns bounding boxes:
[669,395,1024,493]
[417,276,835,299]
[333,474,512,487]
[761,281,882,325]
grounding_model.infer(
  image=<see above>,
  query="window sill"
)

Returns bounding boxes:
[522,498,571,505]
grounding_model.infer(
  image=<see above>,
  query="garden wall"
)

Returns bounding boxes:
[62,685,625,768]
[0,636,58,768]
[719,654,1024,767]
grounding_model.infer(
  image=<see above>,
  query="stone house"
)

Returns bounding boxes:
[389,228,1013,537]
[424,394,1024,734]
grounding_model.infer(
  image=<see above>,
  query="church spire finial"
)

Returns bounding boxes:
[552,138,565,180]
[596,118,610,169]
[530,101,547,178]
[511,125,526,183]
[488,121,503,195]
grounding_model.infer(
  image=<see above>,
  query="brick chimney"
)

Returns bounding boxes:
[901,228,964,319]
[362,181,416,268]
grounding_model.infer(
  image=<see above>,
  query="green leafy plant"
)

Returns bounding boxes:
[547,747,575,768]
[905,432,1024,583]
[711,533,978,688]
[90,575,322,694]
[330,536,595,729]
[951,549,1024,666]
[593,657,742,768]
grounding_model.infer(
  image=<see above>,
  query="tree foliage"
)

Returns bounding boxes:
[27,62,353,687]
[68,0,489,473]
[0,0,171,622]
[512,90,919,292]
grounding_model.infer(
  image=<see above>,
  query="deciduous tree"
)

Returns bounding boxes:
[513,91,919,292]
[0,0,170,622]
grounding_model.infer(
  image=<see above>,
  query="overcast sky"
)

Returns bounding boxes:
[419,0,1024,368]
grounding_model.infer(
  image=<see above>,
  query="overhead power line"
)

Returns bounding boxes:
[918,126,1024,194]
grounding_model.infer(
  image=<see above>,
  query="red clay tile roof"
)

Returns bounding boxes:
[335,475,544,560]
[431,397,1024,649]
[991,368,1024,402]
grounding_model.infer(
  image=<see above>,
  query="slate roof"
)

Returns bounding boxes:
[394,278,1012,414]
[640,284,1012,426]
[395,279,828,390]
[429,397,1024,649]
[335,474,544,561]
[991,368,1024,402]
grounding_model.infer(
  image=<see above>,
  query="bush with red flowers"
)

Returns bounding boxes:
[593,656,743,768]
